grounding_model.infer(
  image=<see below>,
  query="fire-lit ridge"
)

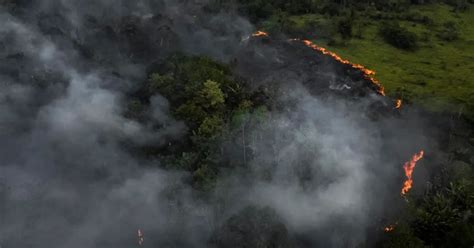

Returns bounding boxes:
[401,150,424,196]
[291,39,386,96]
[395,99,402,109]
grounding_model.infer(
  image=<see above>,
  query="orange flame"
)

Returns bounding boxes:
[138,229,144,246]
[252,31,269,37]
[395,99,402,109]
[294,39,385,96]
[401,150,424,196]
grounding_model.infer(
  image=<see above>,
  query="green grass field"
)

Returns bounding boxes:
[290,4,474,118]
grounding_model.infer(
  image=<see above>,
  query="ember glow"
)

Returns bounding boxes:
[401,150,425,196]
[252,30,269,37]
[395,99,402,109]
[296,39,386,96]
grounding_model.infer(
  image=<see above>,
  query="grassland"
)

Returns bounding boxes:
[288,4,474,118]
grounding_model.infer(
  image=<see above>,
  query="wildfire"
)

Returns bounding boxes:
[395,99,402,109]
[252,30,269,37]
[138,229,144,246]
[384,224,396,233]
[242,30,269,42]
[293,39,385,96]
[401,150,424,196]
[249,33,386,96]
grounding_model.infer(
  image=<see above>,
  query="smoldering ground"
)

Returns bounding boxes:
[0,1,441,247]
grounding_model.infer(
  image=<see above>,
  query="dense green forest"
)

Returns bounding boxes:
[130,55,266,189]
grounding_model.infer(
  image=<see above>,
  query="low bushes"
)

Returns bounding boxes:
[379,22,419,50]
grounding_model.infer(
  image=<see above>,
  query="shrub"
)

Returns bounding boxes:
[198,115,225,138]
[445,0,470,12]
[337,17,354,39]
[379,22,418,50]
[438,21,459,41]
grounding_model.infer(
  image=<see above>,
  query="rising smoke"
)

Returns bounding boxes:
[0,1,438,247]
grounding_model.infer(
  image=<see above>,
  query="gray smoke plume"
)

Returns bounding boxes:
[209,80,437,247]
[0,1,440,247]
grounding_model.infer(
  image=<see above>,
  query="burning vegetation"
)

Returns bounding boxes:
[401,150,425,196]
[296,39,386,96]
[252,30,269,37]
[395,99,402,109]
[251,31,386,96]
[384,224,396,233]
